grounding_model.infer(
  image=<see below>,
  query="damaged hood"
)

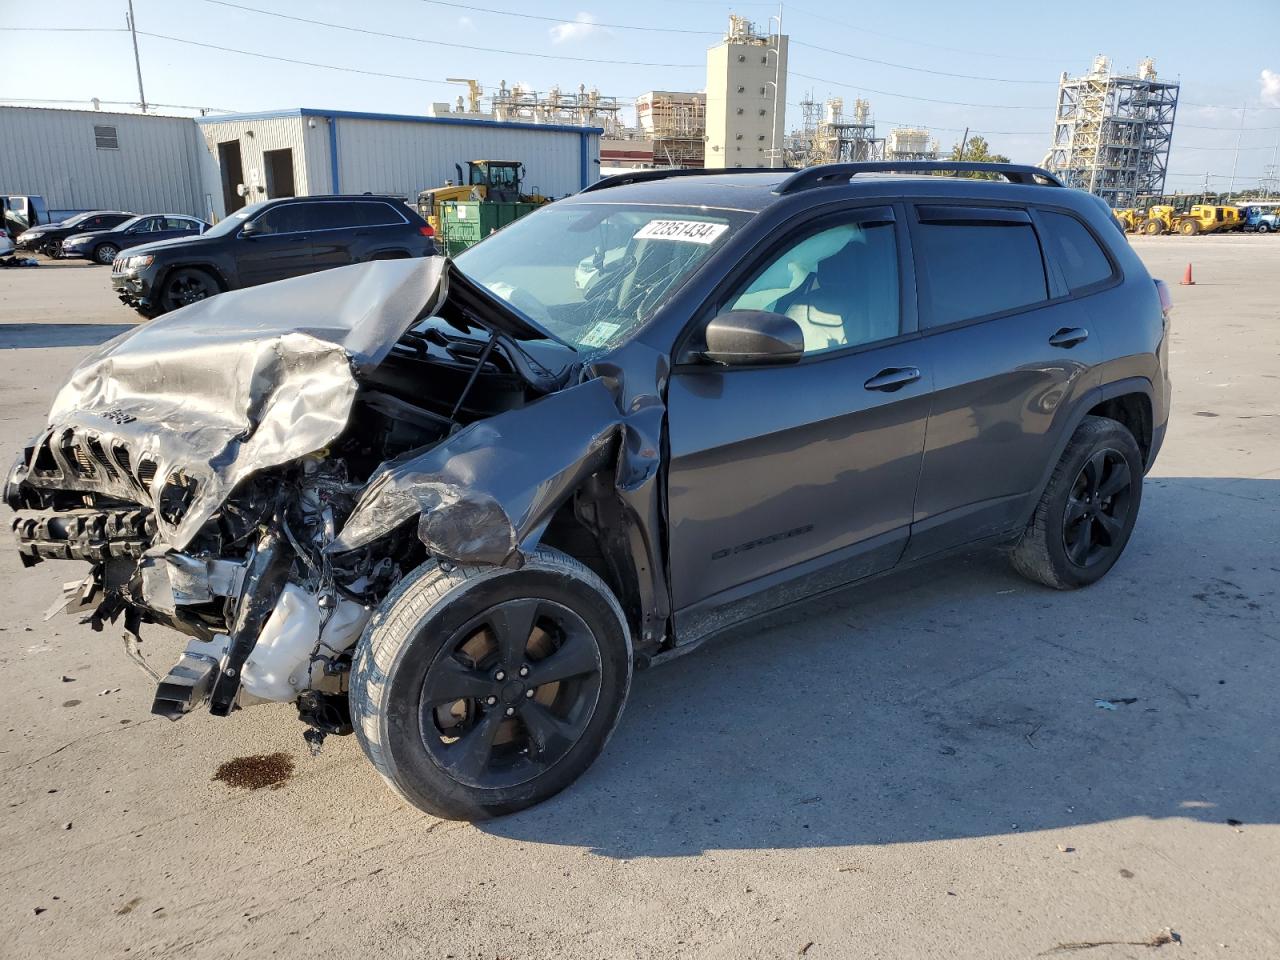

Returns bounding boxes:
[37,258,455,549]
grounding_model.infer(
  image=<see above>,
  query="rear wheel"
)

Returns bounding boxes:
[1258,223,1272,234]
[160,268,219,311]
[93,242,119,266]
[1011,416,1143,590]
[350,547,632,819]
[1143,219,1163,235]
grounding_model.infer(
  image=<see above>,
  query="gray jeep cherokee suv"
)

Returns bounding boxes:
[6,162,1171,819]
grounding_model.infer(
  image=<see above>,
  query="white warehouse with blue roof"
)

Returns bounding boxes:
[0,104,602,222]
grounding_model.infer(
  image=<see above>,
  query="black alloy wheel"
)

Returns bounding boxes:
[162,269,218,311]
[419,597,603,790]
[1062,448,1133,568]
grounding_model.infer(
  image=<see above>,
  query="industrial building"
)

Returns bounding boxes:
[0,105,213,219]
[196,109,600,220]
[1045,56,1179,207]
[787,97,886,166]
[635,91,706,167]
[0,104,602,223]
[705,15,789,169]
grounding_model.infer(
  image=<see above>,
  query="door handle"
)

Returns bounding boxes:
[1049,327,1089,348]
[863,366,922,392]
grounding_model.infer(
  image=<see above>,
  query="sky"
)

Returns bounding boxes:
[3,0,1279,192]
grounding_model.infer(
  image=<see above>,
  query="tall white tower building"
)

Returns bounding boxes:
[704,15,789,169]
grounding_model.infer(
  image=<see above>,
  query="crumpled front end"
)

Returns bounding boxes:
[6,255,670,741]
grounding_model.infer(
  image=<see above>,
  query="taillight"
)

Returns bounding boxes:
[419,225,434,237]
[1153,278,1173,319]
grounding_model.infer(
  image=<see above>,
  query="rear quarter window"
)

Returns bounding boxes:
[1037,210,1114,292]
[913,215,1048,327]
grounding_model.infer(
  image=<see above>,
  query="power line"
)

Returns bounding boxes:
[784,3,1082,64]
[417,0,721,34]
[0,26,126,33]
[135,30,489,86]
[791,39,1056,84]
[790,71,1045,110]
[201,0,702,67]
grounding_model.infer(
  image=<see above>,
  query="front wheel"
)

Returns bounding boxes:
[350,547,633,819]
[93,242,119,266]
[160,268,219,311]
[1258,223,1271,234]
[1011,416,1143,590]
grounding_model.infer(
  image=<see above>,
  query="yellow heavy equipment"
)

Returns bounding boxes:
[1141,204,1229,236]
[1112,208,1143,233]
[415,160,549,234]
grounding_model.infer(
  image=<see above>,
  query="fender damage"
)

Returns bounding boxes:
[5,257,671,732]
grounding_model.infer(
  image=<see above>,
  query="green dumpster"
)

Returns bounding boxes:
[439,200,543,257]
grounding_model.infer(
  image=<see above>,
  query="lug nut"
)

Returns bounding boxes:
[505,706,515,716]
[486,696,497,706]
[525,688,535,698]
[495,670,506,681]
[519,665,529,677]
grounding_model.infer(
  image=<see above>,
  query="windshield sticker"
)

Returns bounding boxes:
[634,220,729,244]
[579,321,621,348]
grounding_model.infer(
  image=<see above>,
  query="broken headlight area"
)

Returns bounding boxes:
[5,258,670,755]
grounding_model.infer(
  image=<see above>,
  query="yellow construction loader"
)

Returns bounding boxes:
[415,160,549,233]
[1140,204,1228,236]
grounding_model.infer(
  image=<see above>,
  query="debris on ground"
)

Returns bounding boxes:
[1057,844,1075,853]
[60,675,74,683]
[1042,929,1181,953]
[1120,869,1135,879]
[33,906,46,916]
[213,753,295,791]
[1095,698,1139,710]
[799,942,814,955]
[62,821,72,830]
[115,896,143,916]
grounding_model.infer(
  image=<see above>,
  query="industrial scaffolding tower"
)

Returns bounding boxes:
[1046,56,1179,208]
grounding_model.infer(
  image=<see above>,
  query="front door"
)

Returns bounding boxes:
[902,203,1103,560]
[234,202,314,287]
[665,207,931,640]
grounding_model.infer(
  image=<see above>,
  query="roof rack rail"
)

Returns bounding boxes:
[773,161,1064,195]
[579,166,793,194]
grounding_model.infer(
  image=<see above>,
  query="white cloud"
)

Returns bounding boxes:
[1261,69,1280,106]
[549,12,601,44]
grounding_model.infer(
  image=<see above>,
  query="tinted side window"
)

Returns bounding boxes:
[915,217,1047,328]
[1038,210,1113,292]
[254,204,312,234]
[728,217,900,355]
[348,201,407,227]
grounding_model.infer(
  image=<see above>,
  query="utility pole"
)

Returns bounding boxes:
[958,127,970,160]
[1226,102,1247,197]
[768,4,783,169]
[126,0,148,113]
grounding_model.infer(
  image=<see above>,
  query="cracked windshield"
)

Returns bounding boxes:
[454,203,750,351]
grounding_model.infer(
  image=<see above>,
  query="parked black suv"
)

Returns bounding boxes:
[111,195,436,315]
[14,210,133,258]
[8,163,1171,819]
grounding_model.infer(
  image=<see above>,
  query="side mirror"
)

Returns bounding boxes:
[239,219,261,238]
[702,310,804,366]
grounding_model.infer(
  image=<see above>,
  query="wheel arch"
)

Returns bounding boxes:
[1024,376,1155,528]
[153,259,231,295]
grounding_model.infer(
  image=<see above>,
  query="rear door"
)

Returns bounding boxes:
[665,205,932,637]
[234,202,315,286]
[305,201,361,272]
[903,203,1102,561]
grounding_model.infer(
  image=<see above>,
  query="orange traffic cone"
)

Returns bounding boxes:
[1180,263,1195,286]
